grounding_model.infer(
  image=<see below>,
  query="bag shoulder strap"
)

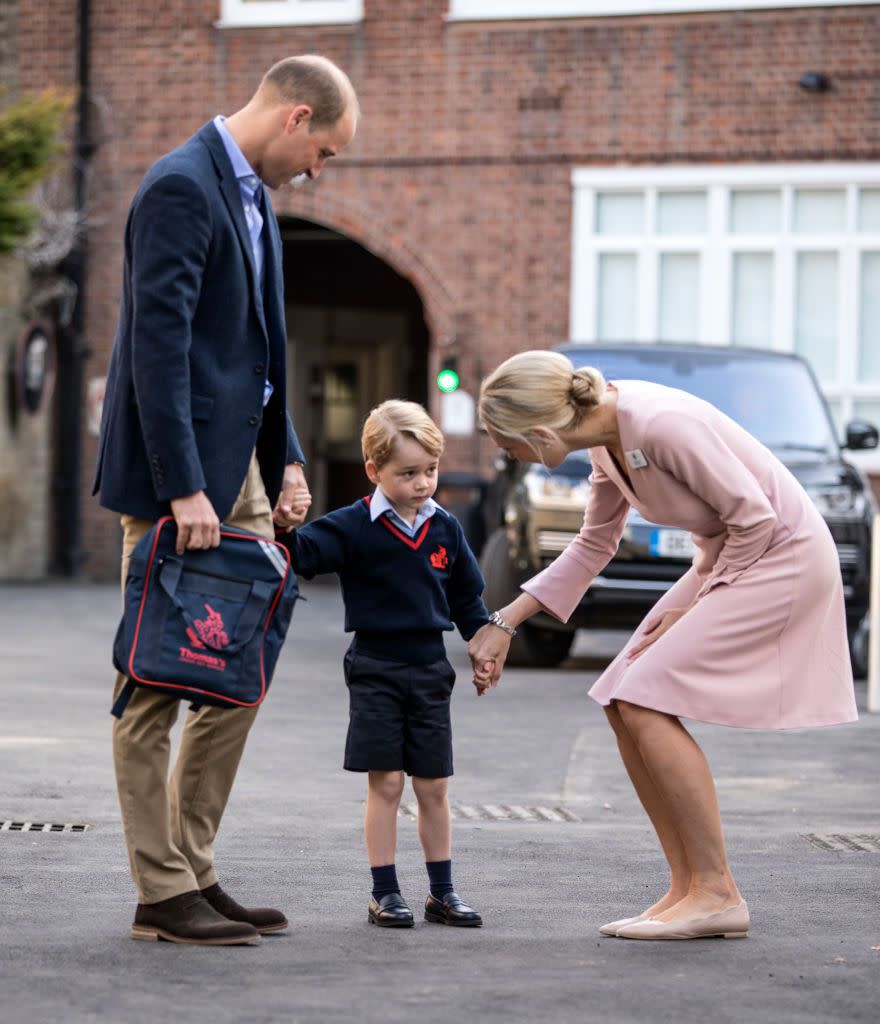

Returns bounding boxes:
[110,678,137,719]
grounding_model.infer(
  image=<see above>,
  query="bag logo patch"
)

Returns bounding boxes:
[180,603,229,671]
[430,546,449,570]
[186,604,230,650]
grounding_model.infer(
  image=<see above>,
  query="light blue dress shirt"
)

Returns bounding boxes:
[369,487,447,538]
[213,114,273,407]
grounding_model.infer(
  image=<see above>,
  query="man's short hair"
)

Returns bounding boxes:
[362,400,444,469]
[261,55,356,129]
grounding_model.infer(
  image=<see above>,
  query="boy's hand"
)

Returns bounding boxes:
[274,465,312,530]
[274,484,312,531]
[473,660,495,696]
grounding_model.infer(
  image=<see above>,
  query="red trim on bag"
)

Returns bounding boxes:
[127,517,291,708]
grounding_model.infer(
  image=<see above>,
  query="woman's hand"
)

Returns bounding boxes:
[468,593,546,692]
[627,606,692,661]
[468,624,513,690]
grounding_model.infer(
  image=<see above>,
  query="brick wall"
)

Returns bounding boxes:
[16,0,880,576]
[0,1,53,580]
[0,256,54,580]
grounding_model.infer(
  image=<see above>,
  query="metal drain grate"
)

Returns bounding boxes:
[400,803,579,823]
[801,833,880,852]
[0,821,91,833]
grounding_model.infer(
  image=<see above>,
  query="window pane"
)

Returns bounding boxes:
[597,253,637,341]
[657,191,707,235]
[731,253,774,347]
[824,399,844,444]
[730,190,781,234]
[795,252,838,381]
[658,253,699,342]
[859,252,880,381]
[595,193,644,235]
[853,400,880,429]
[793,190,846,234]
[859,189,880,232]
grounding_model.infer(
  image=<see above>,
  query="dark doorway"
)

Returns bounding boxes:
[282,218,430,515]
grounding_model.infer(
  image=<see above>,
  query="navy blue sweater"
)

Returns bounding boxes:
[284,497,488,664]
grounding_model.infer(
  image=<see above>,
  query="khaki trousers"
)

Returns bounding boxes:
[112,452,275,904]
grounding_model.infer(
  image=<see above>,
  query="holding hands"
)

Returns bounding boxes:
[468,620,514,696]
[273,462,313,530]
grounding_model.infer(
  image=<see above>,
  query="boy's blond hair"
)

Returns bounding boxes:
[361,400,444,469]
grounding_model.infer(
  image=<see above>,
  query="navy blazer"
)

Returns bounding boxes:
[93,121,305,522]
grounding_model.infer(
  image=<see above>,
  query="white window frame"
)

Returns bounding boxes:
[570,162,880,430]
[217,0,363,29]
[448,1,877,21]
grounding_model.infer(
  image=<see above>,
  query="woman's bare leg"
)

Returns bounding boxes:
[605,703,691,916]
[615,700,742,920]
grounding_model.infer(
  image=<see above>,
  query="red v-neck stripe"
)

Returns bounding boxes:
[363,495,432,550]
[379,515,431,549]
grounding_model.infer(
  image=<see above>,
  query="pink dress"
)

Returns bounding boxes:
[522,381,857,730]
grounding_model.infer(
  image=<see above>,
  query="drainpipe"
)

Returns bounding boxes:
[53,0,92,575]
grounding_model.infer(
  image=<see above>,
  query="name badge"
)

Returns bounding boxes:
[625,448,648,470]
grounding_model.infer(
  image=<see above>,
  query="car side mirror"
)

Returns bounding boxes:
[844,419,879,451]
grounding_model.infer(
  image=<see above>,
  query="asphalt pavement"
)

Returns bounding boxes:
[1,580,878,1023]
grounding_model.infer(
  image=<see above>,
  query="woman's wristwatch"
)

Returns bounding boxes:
[487,610,517,638]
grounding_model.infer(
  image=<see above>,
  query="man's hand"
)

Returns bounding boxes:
[273,463,312,531]
[169,491,220,555]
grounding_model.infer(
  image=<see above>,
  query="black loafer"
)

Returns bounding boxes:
[368,893,414,928]
[424,892,482,927]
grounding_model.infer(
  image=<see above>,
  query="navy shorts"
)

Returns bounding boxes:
[342,645,455,778]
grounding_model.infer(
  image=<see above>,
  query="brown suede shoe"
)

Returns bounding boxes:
[200,882,289,934]
[132,890,261,945]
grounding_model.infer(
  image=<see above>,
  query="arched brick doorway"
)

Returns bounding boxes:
[282,217,431,515]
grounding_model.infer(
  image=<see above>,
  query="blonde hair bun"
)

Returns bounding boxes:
[571,365,605,408]
[478,350,606,443]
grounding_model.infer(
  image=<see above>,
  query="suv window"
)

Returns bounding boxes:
[563,348,838,456]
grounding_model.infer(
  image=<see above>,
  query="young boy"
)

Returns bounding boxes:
[283,400,488,928]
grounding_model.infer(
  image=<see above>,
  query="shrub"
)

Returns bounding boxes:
[0,90,71,254]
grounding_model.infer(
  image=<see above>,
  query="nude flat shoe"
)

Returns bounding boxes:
[616,900,750,941]
[598,912,651,937]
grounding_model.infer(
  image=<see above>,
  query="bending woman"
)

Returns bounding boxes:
[468,350,857,941]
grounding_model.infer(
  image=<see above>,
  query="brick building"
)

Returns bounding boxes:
[12,0,880,578]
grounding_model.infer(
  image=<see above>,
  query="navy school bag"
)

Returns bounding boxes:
[111,516,299,718]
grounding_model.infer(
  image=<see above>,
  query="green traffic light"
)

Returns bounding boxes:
[436,368,460,393]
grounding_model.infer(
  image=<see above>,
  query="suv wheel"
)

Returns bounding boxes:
[518,622,575,668]
[479,528,575,668]
[849,614,870,680]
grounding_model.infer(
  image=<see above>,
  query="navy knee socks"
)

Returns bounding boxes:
[370,864,400,900]
[372,860,455,900]
[426,859,454,900]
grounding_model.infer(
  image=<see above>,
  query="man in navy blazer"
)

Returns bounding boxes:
[95,56,358,946]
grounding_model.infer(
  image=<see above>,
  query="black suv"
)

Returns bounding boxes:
[480,343,878,671]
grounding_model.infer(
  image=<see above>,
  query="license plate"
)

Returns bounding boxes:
[649,528,695,559]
